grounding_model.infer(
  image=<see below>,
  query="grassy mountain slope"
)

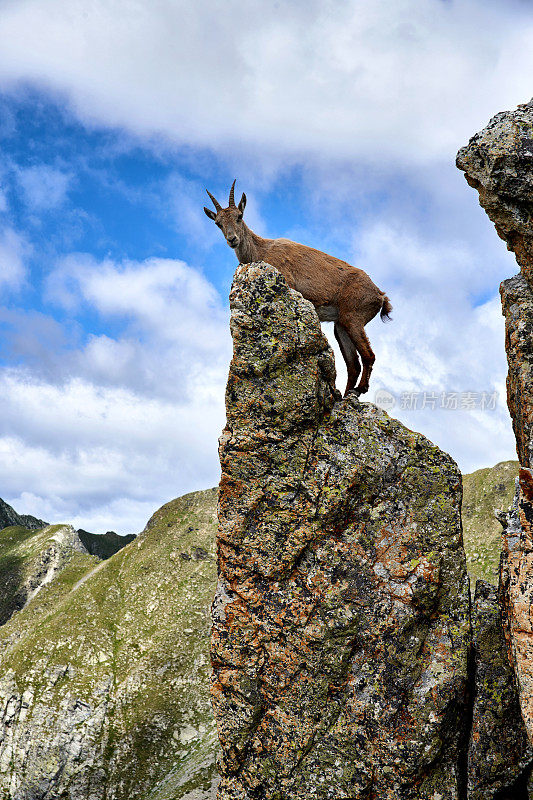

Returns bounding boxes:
[0,522,99,627]
[462,460,519,585]
[0,488,219,800]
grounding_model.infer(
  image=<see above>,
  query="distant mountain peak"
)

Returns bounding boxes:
[0,497,47,532]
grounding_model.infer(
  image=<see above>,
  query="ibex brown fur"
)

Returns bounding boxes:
[204,181,392,396]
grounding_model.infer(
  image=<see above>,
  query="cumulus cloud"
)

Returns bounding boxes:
[0,373,225,534]
[0,254,230,531]
[0,0,532,165]
[0,227,29,290]
[44,253,231,397]
[15,164,72,211]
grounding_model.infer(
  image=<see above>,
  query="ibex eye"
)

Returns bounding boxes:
[237,214,242,221]
[216,222,222,228]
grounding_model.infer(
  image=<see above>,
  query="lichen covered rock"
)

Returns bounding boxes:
[499,469,533,751]
[468,580,532,799]
[456,99,533,286]
[500,274,533,469]
[458,100,533,467]
[458,100,533,756]
[212,262,471,800]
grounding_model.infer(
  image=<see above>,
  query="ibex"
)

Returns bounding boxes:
[204,181,392,396]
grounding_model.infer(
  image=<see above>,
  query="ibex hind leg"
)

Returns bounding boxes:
[344,324,375,395]
[334,322,361,396]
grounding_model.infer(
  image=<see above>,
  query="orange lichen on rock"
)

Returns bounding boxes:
[458,101,533,769]
[212,262,470,799]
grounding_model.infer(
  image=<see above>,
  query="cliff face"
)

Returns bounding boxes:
[458,100,533,761]
[0,522,89,627]
[457,101,533,469]
[468,580,532,799]
[213,262,471,800]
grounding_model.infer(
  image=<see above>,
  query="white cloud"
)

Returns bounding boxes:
[0,1,531,165]
[0,255,231,531]
[44,254,232,399]
[15,164,72,211]
[0,227,29,290]
[0,0,524,528]
[0,371,225,534]
[47,254,225,341]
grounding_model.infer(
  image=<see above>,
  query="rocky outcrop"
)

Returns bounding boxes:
[212,262,471,799]
[499,470,533,750]
[0,498,47,531]
[457,101,533,468]
[77,528,136,559]
[456,99,533,287]
[458,100,533,756]
[468,580,532,799]
[0,523,88,627]
[0,490,219,799]
[500,274,533,468]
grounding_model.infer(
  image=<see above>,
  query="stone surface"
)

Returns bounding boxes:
[499,469,533,750]
[501,274,533,469]
[458,100,533,756]
[468,580,533,799]
[0,489,220,799]
[456,99,533,286]
[212,261,471,800]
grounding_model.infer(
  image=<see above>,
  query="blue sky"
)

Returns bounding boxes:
[0,0,532,533]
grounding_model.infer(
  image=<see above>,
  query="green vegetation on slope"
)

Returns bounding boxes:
[0,488,219,800]
[462,460,519,585]
[0,523,99,627]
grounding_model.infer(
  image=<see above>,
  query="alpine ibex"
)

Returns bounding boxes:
[204,181,392,396]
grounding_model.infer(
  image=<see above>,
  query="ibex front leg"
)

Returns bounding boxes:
[334,322,361,396]
[348,326,375,395]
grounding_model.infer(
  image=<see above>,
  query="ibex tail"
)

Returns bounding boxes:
[380,296,393,321]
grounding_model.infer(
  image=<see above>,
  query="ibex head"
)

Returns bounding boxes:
[204,180,247,249]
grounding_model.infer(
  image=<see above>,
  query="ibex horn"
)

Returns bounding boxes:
[228,179,236,207]
[206,189,221,212]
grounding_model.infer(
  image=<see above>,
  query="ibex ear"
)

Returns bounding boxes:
[238,193,247,213]
[204,207,217,221]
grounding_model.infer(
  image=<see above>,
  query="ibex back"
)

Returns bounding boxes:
[204,181,392,396]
